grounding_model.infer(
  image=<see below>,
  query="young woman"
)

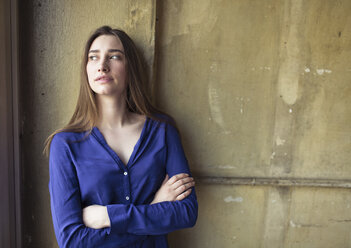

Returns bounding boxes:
[45,26,198,248]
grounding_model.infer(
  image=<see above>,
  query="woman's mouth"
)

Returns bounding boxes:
[95,76,113,83]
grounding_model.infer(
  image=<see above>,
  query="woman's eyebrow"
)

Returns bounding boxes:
[108,49,125,54]
[88,49,125,54]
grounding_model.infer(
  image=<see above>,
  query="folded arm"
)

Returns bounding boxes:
[83,173,196,234]
[49,123,198,246]
[83,123,198,235]
[49,135,145,248]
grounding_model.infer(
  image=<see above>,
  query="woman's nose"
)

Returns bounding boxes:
[98,60,109,72]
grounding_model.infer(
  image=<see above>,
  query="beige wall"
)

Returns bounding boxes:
[20,0,351,247]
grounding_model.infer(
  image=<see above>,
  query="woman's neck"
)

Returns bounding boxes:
[96,94,131,130]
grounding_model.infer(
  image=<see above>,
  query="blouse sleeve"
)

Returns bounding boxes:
[49,135,144,248]
[106,123,198,235]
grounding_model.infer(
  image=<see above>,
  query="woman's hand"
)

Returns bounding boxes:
[82,205,111,229]
[151,173,195,204]
[82,173,195,228]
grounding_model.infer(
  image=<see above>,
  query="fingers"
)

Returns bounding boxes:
[175,188,192,201]
[159,173,195,202]
[167,173,191,185]
[162,174,169,185]
[168,173,195,200]
[171,176,194,189]
[174,181,195,194]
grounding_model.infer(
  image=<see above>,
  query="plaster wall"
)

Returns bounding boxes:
[156,0,351,247]
[19,0,351,247]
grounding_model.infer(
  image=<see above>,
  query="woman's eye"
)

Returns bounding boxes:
[110,55,121,60]
[88,55,98,61]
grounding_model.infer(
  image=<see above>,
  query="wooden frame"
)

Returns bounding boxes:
[0,0,22,247]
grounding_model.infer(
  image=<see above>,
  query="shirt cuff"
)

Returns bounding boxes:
[106,204,128,234]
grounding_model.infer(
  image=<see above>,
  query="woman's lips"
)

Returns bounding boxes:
[95,76,112,83]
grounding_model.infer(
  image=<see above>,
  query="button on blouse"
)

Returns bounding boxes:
[49,117,198,248]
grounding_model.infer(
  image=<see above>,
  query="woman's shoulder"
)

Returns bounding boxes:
[148,112,181,138]
[51,129,90,146]
[150,112,176,126]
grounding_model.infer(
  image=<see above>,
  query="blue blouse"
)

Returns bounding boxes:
[49,117,198,248]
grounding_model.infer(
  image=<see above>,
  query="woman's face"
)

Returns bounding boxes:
[86,35,127,97]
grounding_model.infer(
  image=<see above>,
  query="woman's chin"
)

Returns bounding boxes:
[94,89,124,98]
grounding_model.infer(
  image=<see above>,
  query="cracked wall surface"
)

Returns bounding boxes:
[156,0,351,247]
[19,0,351,247]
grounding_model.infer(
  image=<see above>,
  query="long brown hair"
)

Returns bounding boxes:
[44,26,168,156]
